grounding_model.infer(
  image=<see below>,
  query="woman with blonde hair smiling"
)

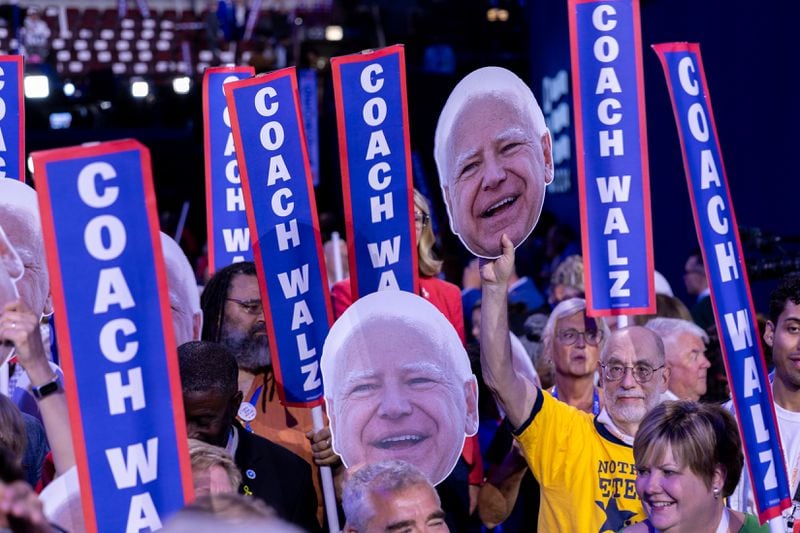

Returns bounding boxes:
[624,401,766,532]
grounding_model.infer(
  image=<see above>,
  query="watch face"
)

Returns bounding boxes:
[34,379,61,399]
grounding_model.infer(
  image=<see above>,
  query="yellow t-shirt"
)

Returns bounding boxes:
[515,392,645,532]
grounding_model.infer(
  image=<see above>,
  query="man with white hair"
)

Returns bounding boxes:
[434,66,553,258]
[321,290,479,486]
[645,317,710,402]
[0,179,74,479]
[0,179,57,413]
[343,460,448,533]
[160,232,202,345]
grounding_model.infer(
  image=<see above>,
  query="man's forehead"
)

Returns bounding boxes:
[227,273,260,296]
[602,330,659,363]
[451,94,530,137]
[778,300,800,323]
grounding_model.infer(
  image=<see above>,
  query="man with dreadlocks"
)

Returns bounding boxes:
[200,262,334,527]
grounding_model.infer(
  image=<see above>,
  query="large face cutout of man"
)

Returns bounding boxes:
[0,180,51,363]
[434,67,554,258]
[322,291,479,485]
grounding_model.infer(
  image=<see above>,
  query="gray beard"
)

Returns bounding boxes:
[220,324,271,372]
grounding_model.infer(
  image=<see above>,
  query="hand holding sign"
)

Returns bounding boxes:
[479,234,515,287]
[0,300,48,376]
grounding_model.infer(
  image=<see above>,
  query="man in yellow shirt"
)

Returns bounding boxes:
[480,236,670,531]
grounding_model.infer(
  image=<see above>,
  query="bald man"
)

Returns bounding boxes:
[434,67,554,258]
[479,235,669,531]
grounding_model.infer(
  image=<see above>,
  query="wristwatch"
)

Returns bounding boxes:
[31,375,62,400]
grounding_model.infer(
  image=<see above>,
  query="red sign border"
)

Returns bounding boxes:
[31,139,194,532]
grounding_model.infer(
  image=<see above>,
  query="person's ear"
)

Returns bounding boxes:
[712,464,726,494]
[540,129,554,185]
[464,377,479,436]
[231,390,244,416]
[659,365,671,392]
[42,292,54,318]
[192,311,203,342]
[764,320,775,348]
[442,184,459,233]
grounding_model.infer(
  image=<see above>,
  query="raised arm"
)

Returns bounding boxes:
[479,235,538,430]
[1,301,75,475]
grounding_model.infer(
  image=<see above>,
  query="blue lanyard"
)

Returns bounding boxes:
[551,385,601,415]
[244,385,263,433]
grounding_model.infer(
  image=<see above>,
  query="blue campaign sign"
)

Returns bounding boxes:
[32,140,193,533]
[203,66,255,274]
[654,42,790,522]
[225,67,332,407]
[0,56,24,181]
[568,0,655,316]
[331,45,419,299]
[298,69,320,187]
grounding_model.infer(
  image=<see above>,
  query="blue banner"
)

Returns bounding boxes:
[0,56,24,181]
[32,140,193,532]
[226,67,331,407]
[331,45,418,299]
[654,42,791,523]
[568,0,655,316]
[203,66,255,274]
[298,69,320,187]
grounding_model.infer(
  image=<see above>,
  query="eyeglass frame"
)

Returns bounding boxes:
[226,297,264,315]
[556,327,604,347]
[414,212,430,227]
[598,362,665,384]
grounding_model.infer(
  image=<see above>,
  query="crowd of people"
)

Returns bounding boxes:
[0,64,796,533]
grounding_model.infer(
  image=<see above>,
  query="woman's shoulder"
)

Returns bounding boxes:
[731,510,770,532]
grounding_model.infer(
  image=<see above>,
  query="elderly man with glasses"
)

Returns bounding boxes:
[479,236,670,531]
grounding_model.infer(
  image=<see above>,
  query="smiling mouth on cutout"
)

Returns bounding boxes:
[371,434,429,451]
[480,195,518,218]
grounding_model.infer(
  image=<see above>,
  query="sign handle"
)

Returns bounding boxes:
[312,405,340,533]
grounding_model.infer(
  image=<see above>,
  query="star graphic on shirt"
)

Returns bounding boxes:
[596,498,637,532]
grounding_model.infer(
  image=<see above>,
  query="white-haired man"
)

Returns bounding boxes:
[160,232,202,345]
[0,179,74,478]
[434,67,553,258]
[343,460,448,533]
[645,317,710,402]
[480,235,669,531]
[321,290,479,486]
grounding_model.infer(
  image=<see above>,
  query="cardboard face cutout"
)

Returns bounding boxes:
[321,291,478,486]
[434,67,554,259]
[0,225,22,364]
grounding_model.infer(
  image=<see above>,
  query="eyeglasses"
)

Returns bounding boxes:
[557,328,603,346]
[226,298,263,315]
[414,212,430,227]
[600,363,664,383]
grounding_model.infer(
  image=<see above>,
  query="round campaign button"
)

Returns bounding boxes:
[246,469,256,480]
[238,402,257,422]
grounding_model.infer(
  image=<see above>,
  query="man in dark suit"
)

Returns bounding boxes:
[178,341,320,532]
